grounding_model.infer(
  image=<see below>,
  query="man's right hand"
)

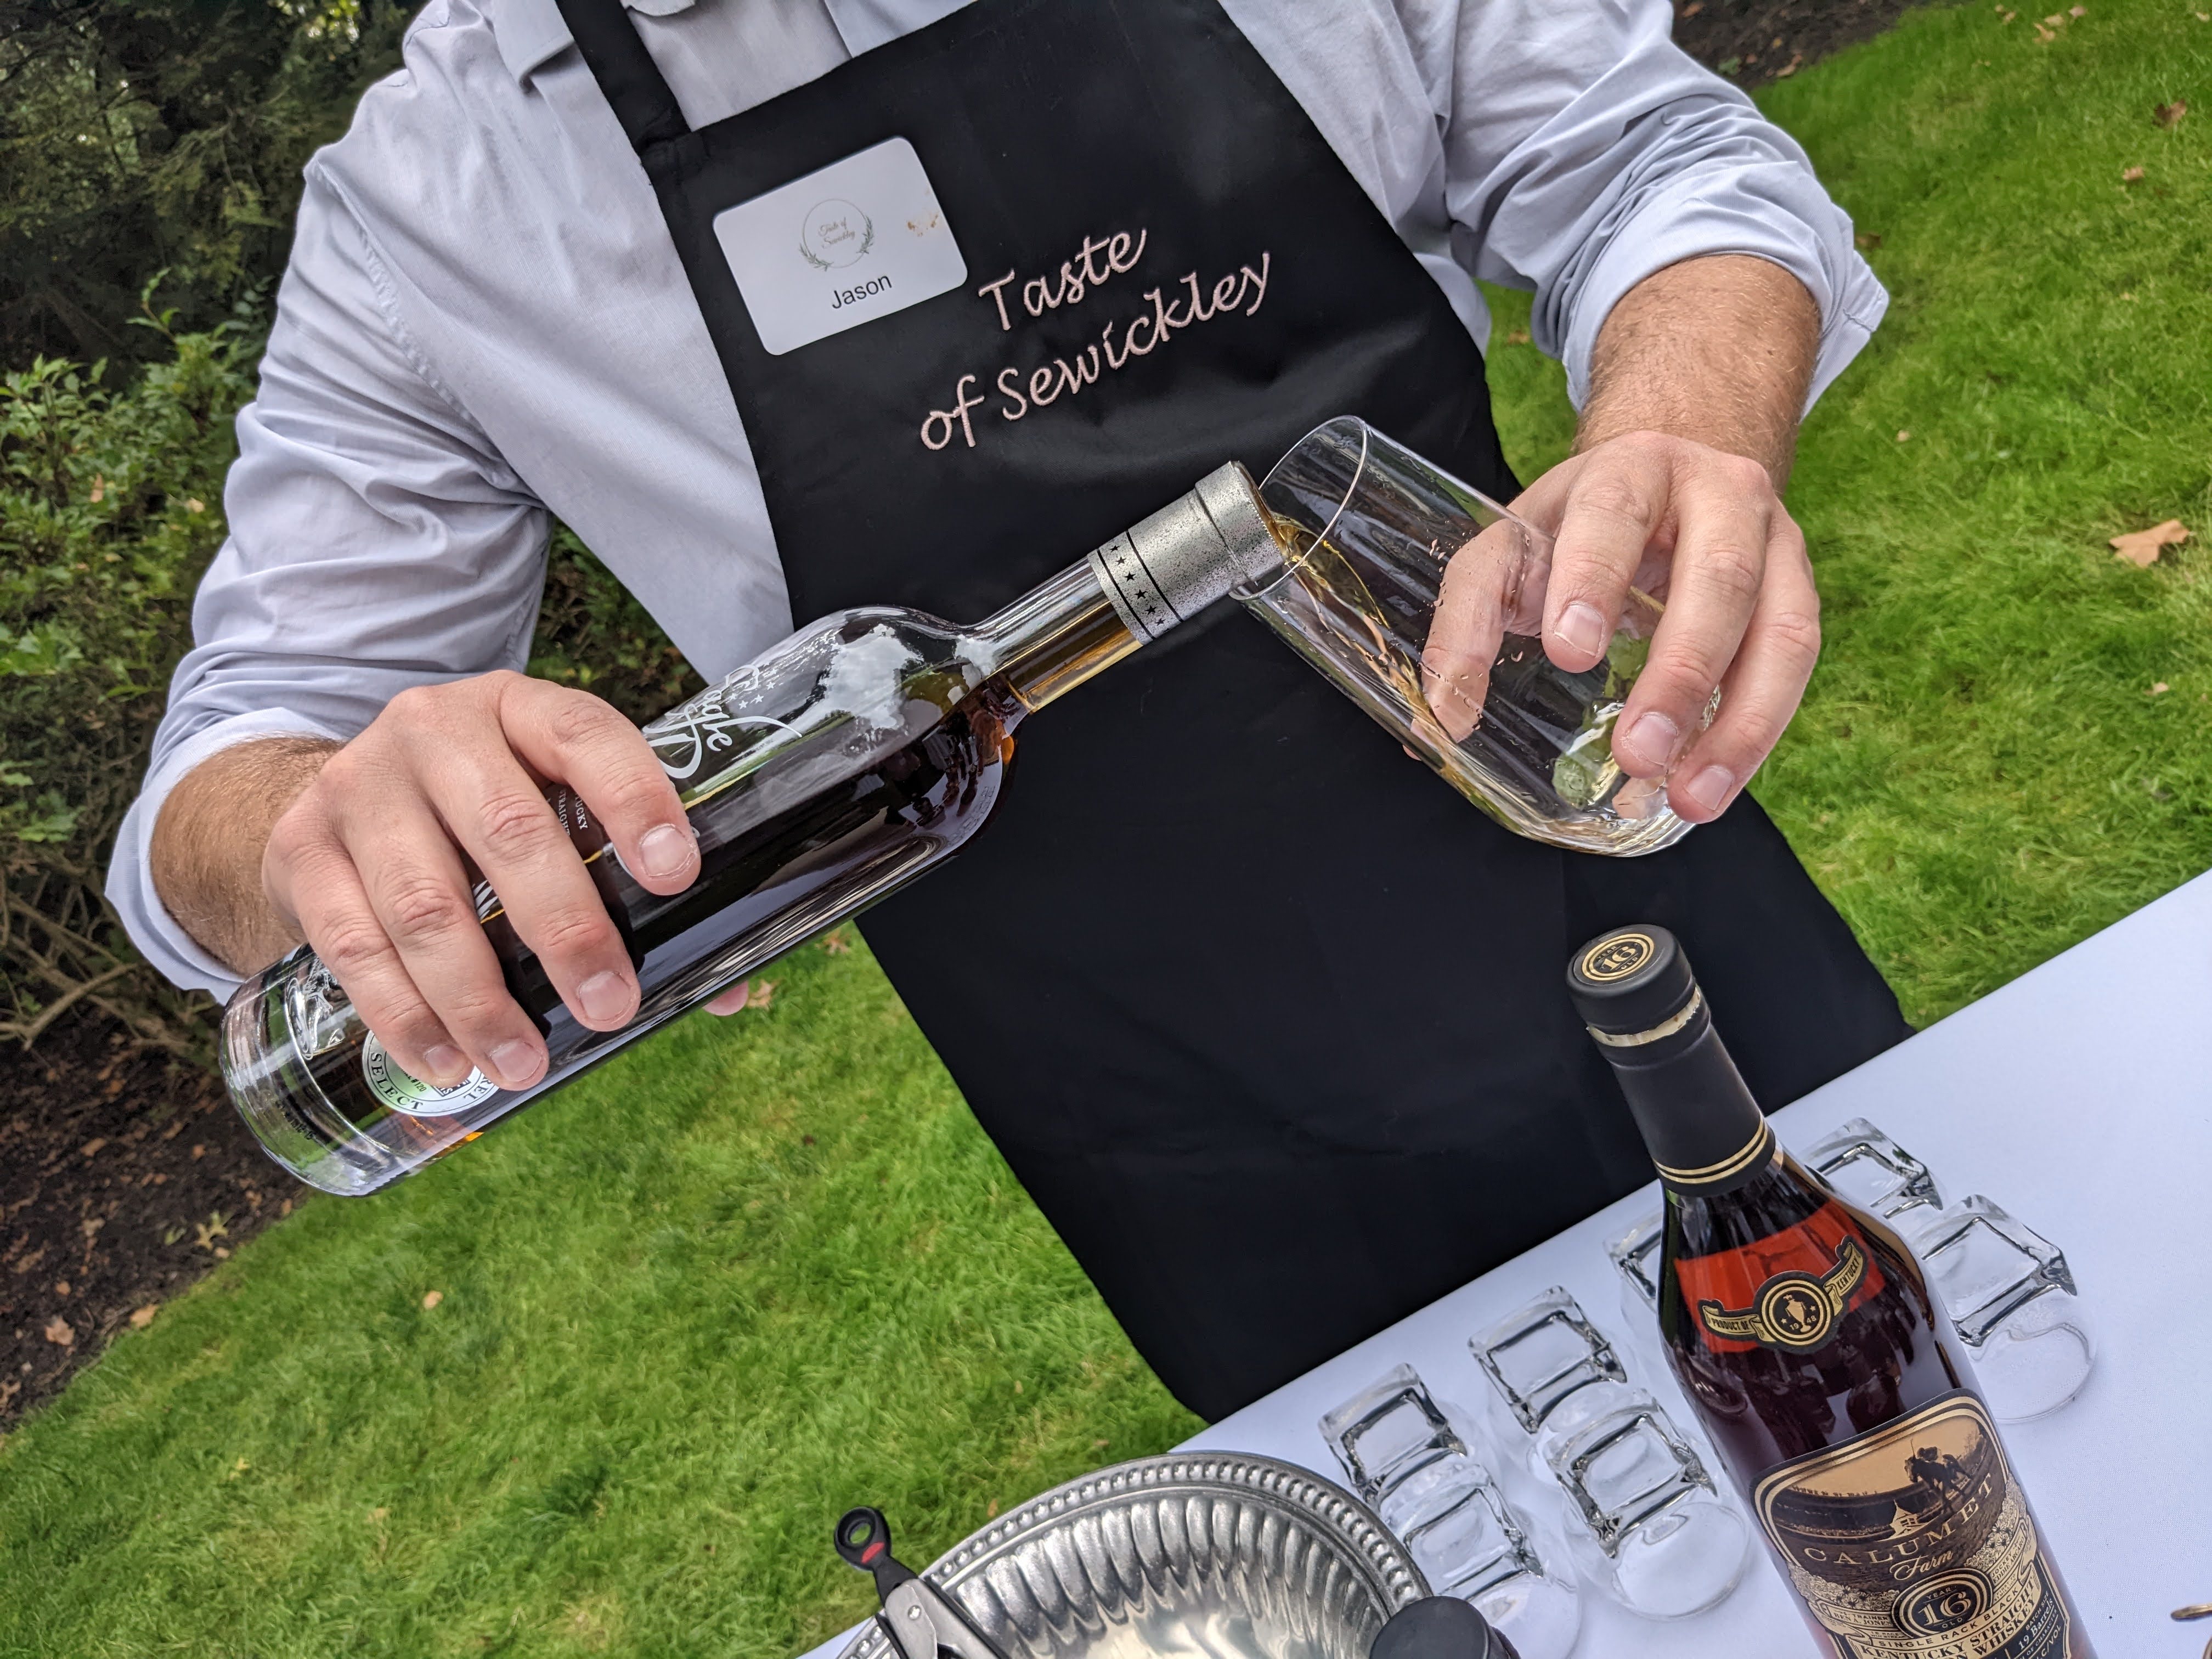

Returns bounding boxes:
[152,671,701,1092]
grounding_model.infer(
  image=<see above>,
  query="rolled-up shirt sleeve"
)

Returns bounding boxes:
[108,167,553,999]
[1433,0,1887,409]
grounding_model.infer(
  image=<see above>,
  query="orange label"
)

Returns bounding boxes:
[1674,1200,1887,1355]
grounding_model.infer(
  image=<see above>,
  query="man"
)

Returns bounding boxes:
[115,0,1907,1419]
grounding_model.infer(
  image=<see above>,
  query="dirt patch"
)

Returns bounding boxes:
[0,1010,301,1427]
[1673,0,1928,88]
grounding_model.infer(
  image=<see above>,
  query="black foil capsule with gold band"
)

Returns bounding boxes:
[1566,927,1776,1198]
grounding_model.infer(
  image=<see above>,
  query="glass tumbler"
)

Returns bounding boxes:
[1242,416,1694,855]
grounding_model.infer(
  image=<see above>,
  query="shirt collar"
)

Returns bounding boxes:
[493,0,699,87]
[492,0,967,86]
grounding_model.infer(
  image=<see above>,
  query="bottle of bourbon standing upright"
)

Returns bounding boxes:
[1566,926,2091,1659]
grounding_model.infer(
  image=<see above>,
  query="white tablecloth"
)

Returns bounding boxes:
[806,868,2212,1657]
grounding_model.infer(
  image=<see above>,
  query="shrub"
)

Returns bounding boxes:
[0,296,695,1062]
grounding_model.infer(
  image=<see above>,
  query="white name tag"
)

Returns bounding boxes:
[714,137,969,357]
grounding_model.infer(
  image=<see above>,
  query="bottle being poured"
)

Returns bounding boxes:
[224,467,1283,1195]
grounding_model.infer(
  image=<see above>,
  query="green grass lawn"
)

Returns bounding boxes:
[6,2,2211,1652]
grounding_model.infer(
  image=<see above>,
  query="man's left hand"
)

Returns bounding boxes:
[1429,253,1826,825]
[1513,428,1819,823]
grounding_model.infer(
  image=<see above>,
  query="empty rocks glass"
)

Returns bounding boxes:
[1905,1194,2098,1421]
[1470,1289,1750,1621]
[1801,1116,1943,1220]
[1318,1365,1582,1659]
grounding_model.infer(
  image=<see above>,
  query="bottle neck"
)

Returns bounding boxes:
[1597,1003,1774,1198]
[967,560,1146,713]
[968,463,1286,712]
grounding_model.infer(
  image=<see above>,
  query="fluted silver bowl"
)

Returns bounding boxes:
[833,1452,1430,1659]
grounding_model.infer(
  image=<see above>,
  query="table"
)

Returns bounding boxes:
[805,868,2212,1658]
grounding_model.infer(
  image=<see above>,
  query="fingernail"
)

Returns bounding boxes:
[637,823,696,882]
[1551,601,1608,661]
[1623,710,1682,767]
[490,1040,543,1090]
[577,970,631,1026]
[1683,764,1735,815]
[422,1044,467,1084]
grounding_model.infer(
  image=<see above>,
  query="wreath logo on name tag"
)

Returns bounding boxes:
[799,198,876,271]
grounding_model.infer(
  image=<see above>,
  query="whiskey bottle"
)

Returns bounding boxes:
[223,466,1282,1196]
[1566,926,2091,1659]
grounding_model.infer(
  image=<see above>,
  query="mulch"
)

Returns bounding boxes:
[1,1009,302,1428]
[0,0,1915,1434]
[1673,0,1928,89]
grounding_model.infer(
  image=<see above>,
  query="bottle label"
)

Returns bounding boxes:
[361,1035,499,1117]
[1675,1199,1888,1354]
[1753,1389,2076,1658]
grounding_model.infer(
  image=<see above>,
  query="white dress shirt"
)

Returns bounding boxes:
[111,0,1887,998]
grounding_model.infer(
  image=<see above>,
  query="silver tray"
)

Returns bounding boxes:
[834,1452,1430,1659]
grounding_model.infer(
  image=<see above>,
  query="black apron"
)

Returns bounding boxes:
[556,0,1909,1420]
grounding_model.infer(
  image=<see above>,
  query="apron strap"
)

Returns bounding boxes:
[553,0,692,156]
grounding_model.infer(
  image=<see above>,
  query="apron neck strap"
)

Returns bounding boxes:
[553,0,692,155]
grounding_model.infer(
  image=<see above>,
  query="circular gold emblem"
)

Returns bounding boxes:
[1580,932,1656,983]
[1753,1272,1838,1350]
[1898,1569,1994,1637]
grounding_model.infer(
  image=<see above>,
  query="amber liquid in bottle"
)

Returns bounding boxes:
[224,565,1144,1194]
[1568,927,2092,1659]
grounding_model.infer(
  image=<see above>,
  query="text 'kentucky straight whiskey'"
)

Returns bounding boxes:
[1567,927,2091,1659]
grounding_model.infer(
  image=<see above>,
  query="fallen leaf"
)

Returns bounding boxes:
[129,1305,159,1329]
[88,475,105,504]
[2109,518,2188,566]
[43,1316,74,1348]
[230,1457,250,1477]
[748,978,778,1011]
[1896,430,1912,442]
[184,497,205,513]
[80,1138,106,1158]
[986,1498,1000,1517]
[821,930,852,955]
[370,1506,389,1522]
[80,1217,103,1240]
[2042,10,2064,21]
[193,1212,229,1251]
[1855,232,1884,249]
[1013,1379,1024,1394]
[2149,682,2171,695]
[2155,99,2188,127]
[2120,291,2136,301]
[1504,328,1531,346]
[190,1143,205,1159]
[214,1246,230,1260]
[421,1289,444,1310]
[2121,165,2145,182]
[1681,0,1702,13]
[54,1280,70,1297]
[280,1199,293,1216]
[1776,53,1804,77]
[1093,1438,1111,1450]
[2033,21,2055,38]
